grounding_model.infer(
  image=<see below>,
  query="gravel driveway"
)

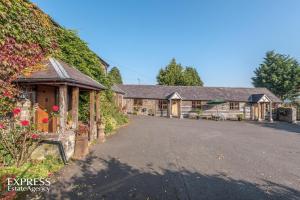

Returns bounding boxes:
[42,116,300,200]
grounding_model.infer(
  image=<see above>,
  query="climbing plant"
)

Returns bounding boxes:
[0,0,126,132]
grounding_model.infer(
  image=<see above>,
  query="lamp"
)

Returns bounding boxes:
[18,91,29,105]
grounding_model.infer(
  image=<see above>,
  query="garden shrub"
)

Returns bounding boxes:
[100,90,128,134]
[0,106,59,167]
[0,144,13,166]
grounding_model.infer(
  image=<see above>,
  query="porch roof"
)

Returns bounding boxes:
[117,84,282,103]
[249,94,272,103]
[111,84,125,94]
[15,58,106,91]
[167,92,182,100]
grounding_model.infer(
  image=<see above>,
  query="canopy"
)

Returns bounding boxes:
[207,99,226,105]
[15,57,106,91]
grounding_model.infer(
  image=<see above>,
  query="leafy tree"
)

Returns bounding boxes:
[157,58,203,86]
[183,67,203,86]
[157,58,184,85]
[108,67,123,84]
[252,51,300,101]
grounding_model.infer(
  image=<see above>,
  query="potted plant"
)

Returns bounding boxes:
[237,114,244,121]
[196,108,203,119]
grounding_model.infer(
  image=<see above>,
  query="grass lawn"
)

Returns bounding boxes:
[0,156,64,199]
[0,156,64,179]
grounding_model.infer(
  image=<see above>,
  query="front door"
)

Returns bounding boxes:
[36,85,58,133]
[171,101,179,117]
[254,105,259,120]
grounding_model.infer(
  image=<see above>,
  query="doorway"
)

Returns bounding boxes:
[36,85,58,133]
[171,100,179,117]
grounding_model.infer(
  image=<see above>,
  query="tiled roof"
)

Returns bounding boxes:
[16,58,106,90]
[117,84,282,103]
[249,94,266,103]
[111,84,125,94]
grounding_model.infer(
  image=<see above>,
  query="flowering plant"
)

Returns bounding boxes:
[0,108,45,167]
[52,105,59,112]
[0,174,17,200]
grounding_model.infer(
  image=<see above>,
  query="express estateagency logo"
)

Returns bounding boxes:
[2,176,51,193]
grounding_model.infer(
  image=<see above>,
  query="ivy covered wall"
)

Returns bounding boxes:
[0,0,127,133]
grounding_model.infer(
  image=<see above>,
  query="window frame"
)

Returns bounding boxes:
[192,101,202,109]
[229,102,239,110]
[133,99,143,106]
[158,100,168,110]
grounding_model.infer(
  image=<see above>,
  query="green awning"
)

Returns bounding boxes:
[207,99,226,105]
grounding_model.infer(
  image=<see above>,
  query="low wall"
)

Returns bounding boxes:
[31,130,76,161]
[278,107,297,123]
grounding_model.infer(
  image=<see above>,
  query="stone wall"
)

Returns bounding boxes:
[17,99,32,121]
[141,99,157,116]
[31,143,60,160]
[61,130,76,160]
[124,99,134,114]
[182,101,250,120]
[31,130,76,161]
[278,107,297,123]
[113,93,124,110]
[89,124,97,142]
[181,101,192,117]
[124,98,168,117]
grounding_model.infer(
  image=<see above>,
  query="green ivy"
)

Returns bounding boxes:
[0,0,127,133]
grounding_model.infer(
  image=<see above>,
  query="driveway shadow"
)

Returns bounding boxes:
[35,154,300,200]
[246,121,300,134]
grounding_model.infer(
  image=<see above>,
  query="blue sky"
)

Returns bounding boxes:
[31,0,300,87]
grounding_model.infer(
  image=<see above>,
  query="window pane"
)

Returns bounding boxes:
[192,101,201,109]
[158,100,168,110]
[230,102,239,110]
[134,99,142,106]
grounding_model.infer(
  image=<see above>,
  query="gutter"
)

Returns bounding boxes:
[14,78,106,91]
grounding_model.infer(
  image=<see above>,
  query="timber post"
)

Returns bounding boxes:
[269,101,273,123]
[89,90,95,141]
[179,99,183,119]
[59,85,67,134]
[72,87,79,130]
[169,99,172,118]
[258,103,262,121]
[251,105,255,120]
[96,91,105,143]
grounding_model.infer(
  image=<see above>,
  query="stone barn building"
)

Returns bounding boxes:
[117,84,282,121]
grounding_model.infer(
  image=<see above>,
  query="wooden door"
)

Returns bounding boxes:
[261,103,267,120]
[36,86,57,133]
[171,101,178,117]
[254,104,258,120]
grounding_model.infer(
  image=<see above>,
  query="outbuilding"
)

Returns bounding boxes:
[117,84,282,121]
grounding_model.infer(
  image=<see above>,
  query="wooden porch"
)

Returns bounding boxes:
[33,85,105,142]
[15,58,107,159]
[250,94,274,122]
